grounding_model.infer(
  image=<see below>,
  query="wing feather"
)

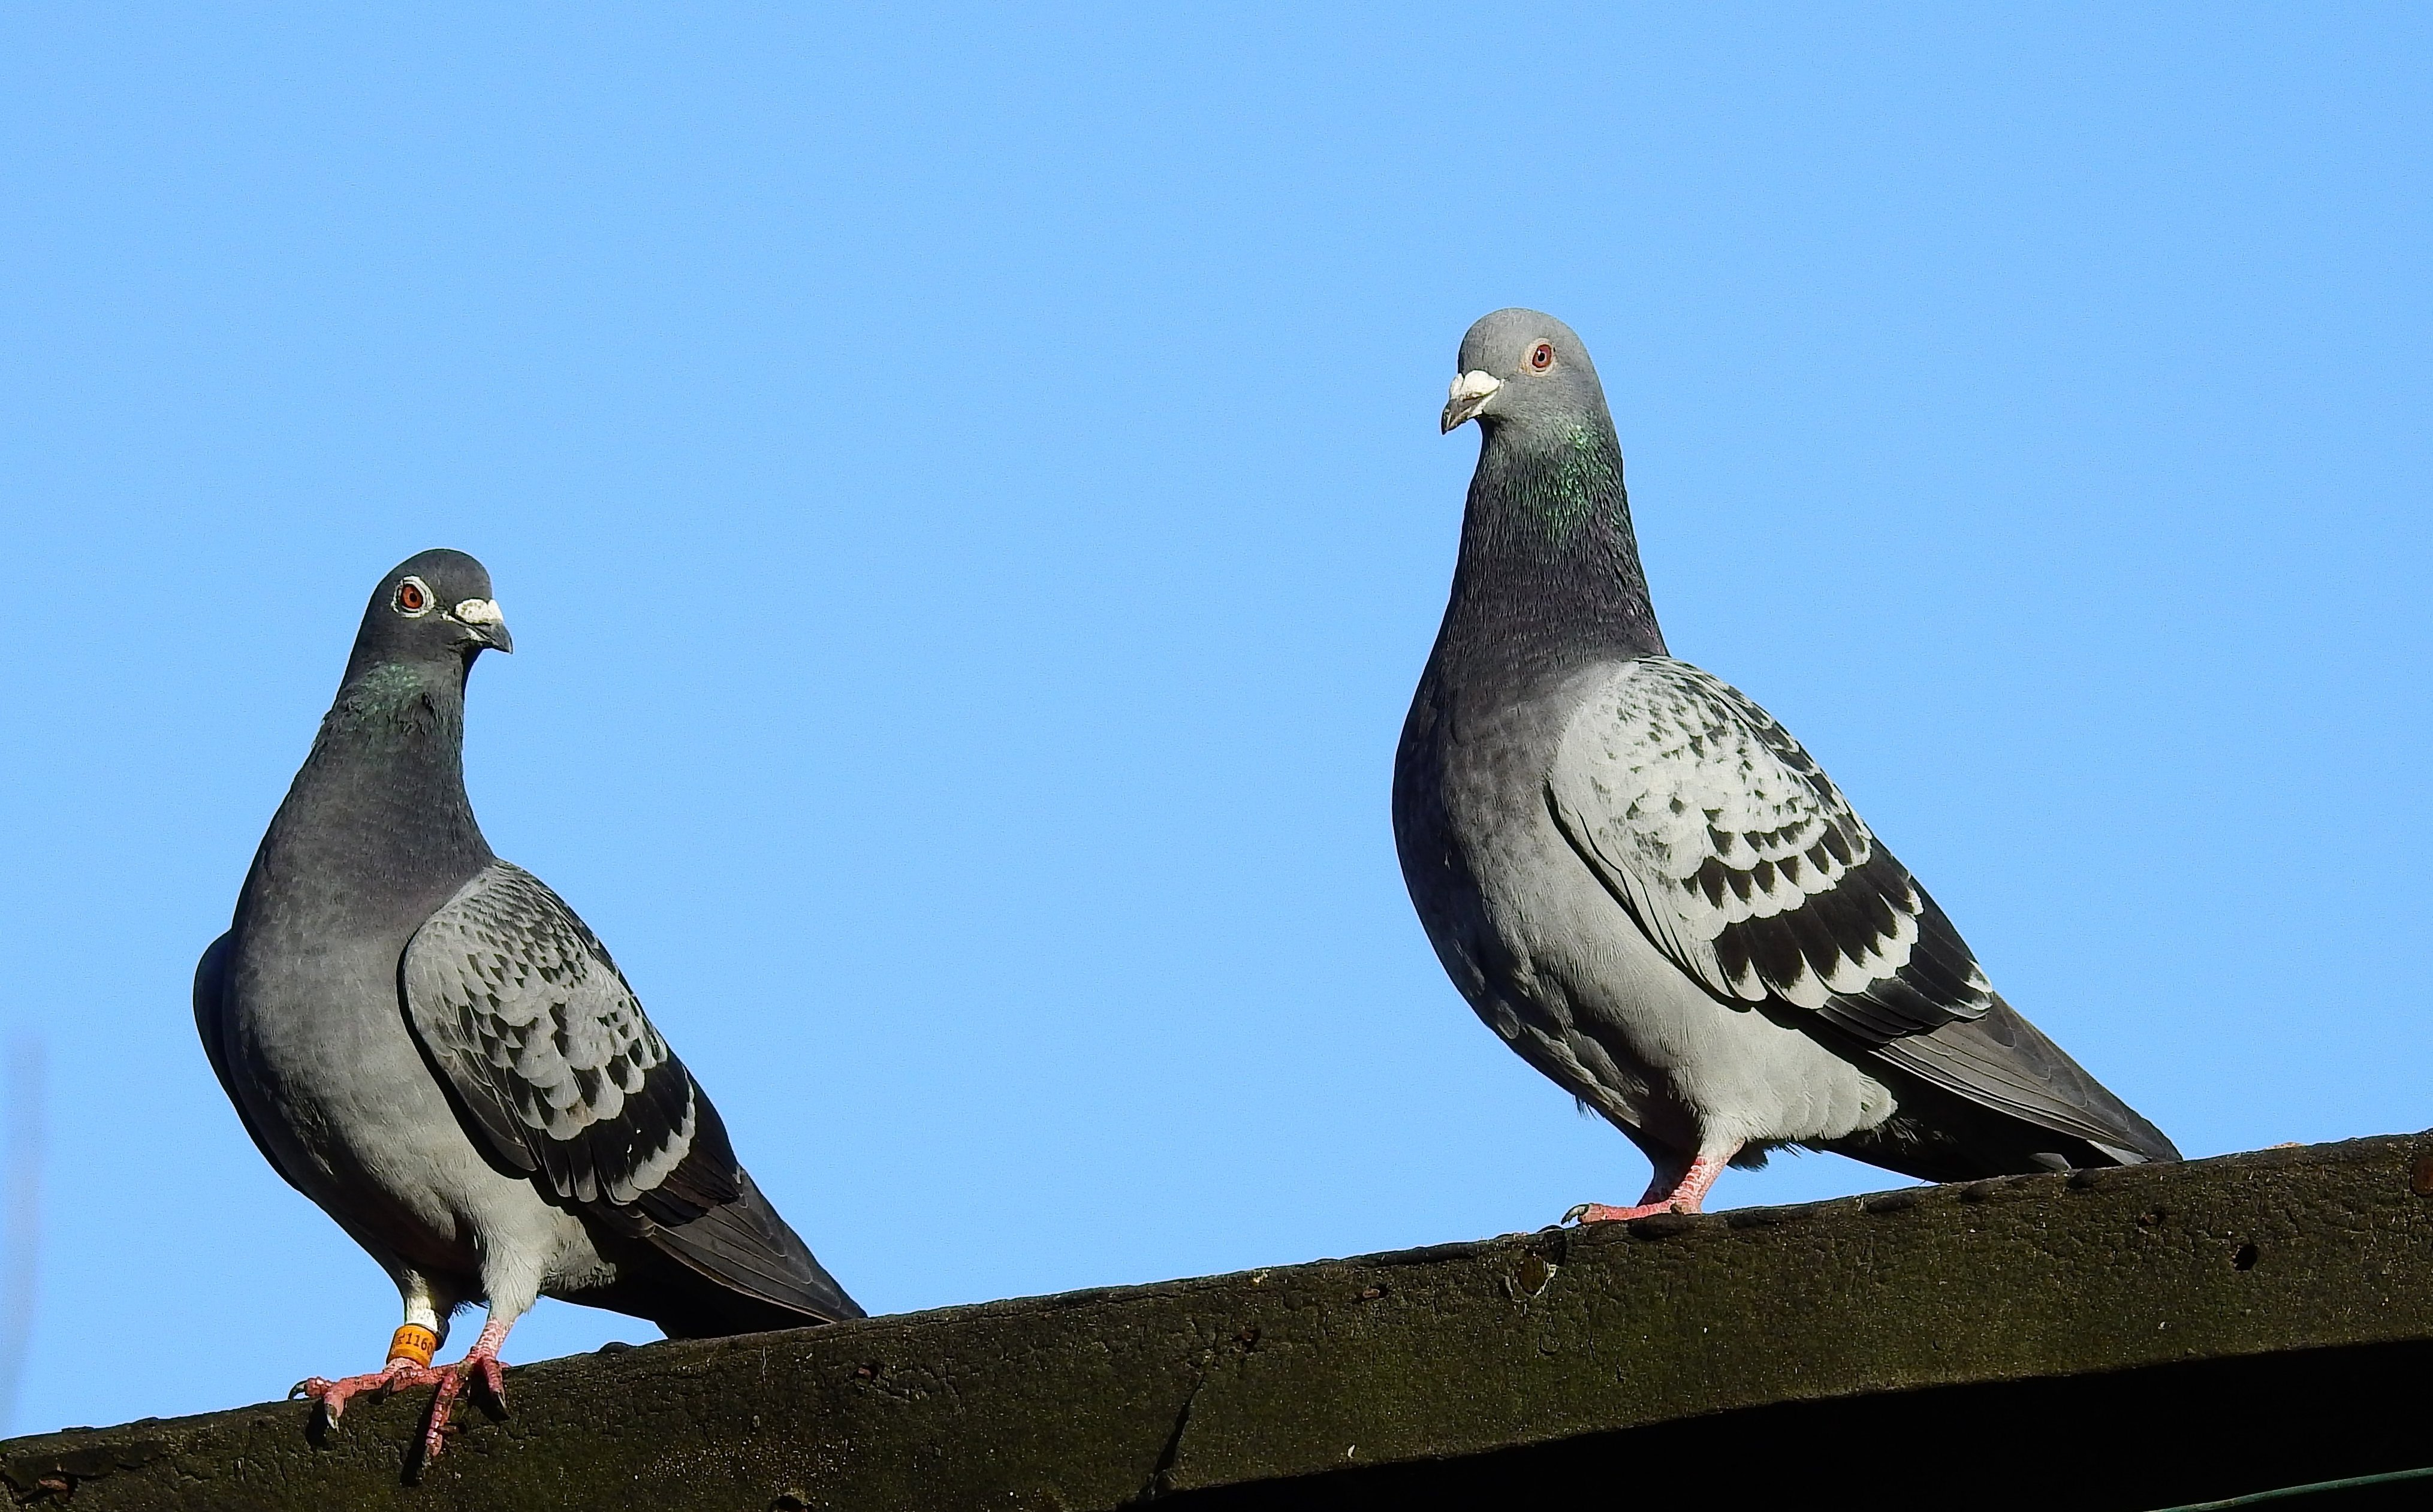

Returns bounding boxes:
[1548,658,1992,1040]
[1546,658,2176,1164]
[399,862,872,1311]
[401,862,738,1219]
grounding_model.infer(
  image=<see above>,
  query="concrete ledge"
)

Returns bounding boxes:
[11,1134,2433,1509]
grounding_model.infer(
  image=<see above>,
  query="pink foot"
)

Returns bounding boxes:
[1564,1199,1692,1223]
[417,1314,514,1463]
[1564,1148,1738,1226]
[292,1360,451,1424]
[294,1314,514,1466]
[418,1345,507,1462]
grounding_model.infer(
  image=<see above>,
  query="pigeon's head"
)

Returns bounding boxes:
[1441,308,1608,436]
[351,549,514,672]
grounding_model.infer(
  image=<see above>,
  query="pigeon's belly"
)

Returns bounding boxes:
[224,922,607,1294]
[1478,816,1898,1152]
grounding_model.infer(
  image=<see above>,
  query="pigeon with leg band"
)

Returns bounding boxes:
[196,550,861,1468]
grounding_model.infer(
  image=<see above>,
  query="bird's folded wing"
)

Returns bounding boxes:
[1545,657,1994,1042]
[401,861,742,1223]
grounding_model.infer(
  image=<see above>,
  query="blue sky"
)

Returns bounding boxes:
[1,5,2427,1435]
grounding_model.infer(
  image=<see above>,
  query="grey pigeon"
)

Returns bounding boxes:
[1394,310,2176,1221]
[195,550,860,1463]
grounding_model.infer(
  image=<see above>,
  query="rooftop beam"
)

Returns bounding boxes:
[10,1134,2433,1510]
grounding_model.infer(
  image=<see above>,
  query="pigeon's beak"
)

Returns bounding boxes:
[451,598,514,654]
[1441,370,1502,433]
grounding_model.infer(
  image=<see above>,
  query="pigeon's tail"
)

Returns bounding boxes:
[1825,994,2178,1182]
[640,1168,864,1337]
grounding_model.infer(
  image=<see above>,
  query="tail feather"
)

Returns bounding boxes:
[1867,994,2178,1165]
[645,1167,863,1329]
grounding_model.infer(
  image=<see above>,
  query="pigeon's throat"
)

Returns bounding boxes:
[1482,422,1629,545]
[271,660,490,870]
[321,660,469,755]
[1445,421,1664,669]
[235,666,493,942]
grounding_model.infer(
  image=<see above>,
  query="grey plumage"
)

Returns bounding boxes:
[1395,310,2175,1214]
[196,550,857,1432]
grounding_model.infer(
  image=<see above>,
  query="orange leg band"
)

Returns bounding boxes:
[385,1325,439,1370]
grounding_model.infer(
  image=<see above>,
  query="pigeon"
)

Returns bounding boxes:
[195,549,861,1463]
[1394,309,2177,1223]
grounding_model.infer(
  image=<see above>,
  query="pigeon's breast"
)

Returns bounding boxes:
[1392,663,1580,1008]
[221,904,532,1275]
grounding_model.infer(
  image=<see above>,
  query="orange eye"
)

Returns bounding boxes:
[396,580,427,612]
[1528,342,1554,371]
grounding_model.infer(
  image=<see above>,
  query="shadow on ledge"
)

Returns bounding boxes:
[1169,1338,2433,1511]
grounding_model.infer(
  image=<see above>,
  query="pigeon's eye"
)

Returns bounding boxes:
[1528,342,1555,372]
[394,578,431,615]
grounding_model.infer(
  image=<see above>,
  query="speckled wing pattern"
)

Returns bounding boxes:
[402,862,740,1224]
[1546,657,1994,1043]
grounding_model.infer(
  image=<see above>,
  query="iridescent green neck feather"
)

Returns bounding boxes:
[239,654,493,930]
[1437,411,1665,690]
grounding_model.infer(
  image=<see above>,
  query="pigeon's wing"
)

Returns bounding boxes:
[1546,658,2170,1159]
[194,930,310,1193]
[400,864,725,1217]
[402,861,856,1321]
[1546,658,1991,1040]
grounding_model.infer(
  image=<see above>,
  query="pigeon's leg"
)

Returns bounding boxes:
[417,1309,518,1463]
[1566,1144,1739,1224]
[293,1276,453,1423]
